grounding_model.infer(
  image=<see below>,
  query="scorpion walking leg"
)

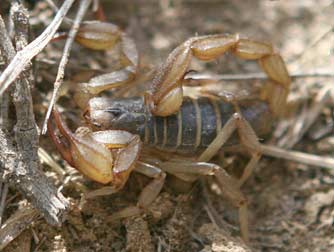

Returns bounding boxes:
[199,113,262,187]
[144,158,200,182]
[135,162,166,208]
[109,162,166,221]
[84,186,119,199]
[156,160,249,242]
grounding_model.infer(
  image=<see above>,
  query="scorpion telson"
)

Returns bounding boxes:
[48,20,291,242]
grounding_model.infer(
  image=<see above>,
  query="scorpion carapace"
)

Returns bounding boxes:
[87,96,273,152]
[48,20,292,242]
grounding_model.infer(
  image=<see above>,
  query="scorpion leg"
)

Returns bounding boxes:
[147,34,290,117]
[142,157,200,182]
[74,21,139,108]
[84,186,118,199]
[109,161,166,221]
[155,160,249,242]
[198,112,262,187]
[135,162,166,208]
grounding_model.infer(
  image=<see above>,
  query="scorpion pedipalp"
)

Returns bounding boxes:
[48,108,141,186]
[75,21,122,50]
[74,21,139,109]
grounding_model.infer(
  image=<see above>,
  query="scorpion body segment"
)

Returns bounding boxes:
[87,96,273,152]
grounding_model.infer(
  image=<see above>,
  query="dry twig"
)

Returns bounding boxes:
[0,0,75,96]
[186,70,334,82]
[0,3,68,226]
[288,27,334,64]
[0,182,8,226]
[42,0,92,134]
[0,206,39,251]
[278,86,332,148]
[38,147,66,179]
[260,144,334,169]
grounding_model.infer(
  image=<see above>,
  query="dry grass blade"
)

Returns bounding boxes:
[38,147,66,179]
[186,70,334,81]
[0,0,75,96]
[278,86,332,148]
[261,144,334,169]
[42,0,92,134]
[0,183,8,226]
[0,207,39,251]
[288,27,334,64]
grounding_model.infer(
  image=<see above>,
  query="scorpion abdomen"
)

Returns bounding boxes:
[145,97,273,151]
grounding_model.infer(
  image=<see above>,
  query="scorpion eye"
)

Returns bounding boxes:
[106,108,122,118]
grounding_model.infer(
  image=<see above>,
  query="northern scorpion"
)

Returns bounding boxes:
[48,21,291,242]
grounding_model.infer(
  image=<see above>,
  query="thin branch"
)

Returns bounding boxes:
[42,0,92,134]
[0,183,8,226]
[11,2,39,162]
[278,86,331,148]
[38,147,66,179]
[0,0,75,96]
[45,0,99,25]
[260,144,334,170]
[0,90,10,129]
[288,27,334,64]
[0,5,68,226]
[45,0,78,26]
[0,7,13,133]
[185,70,334,82]
[0,207,39,251]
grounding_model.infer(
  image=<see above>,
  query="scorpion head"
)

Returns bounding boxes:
[86,97,148,135]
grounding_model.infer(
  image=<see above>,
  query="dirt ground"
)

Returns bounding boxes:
[1,0,334,251]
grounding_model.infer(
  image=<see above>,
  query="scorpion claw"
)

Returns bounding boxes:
[48,109,141,186]
[47,110,75,167]
[112,135,142,189]
[74,21,139,109]
[76,21,122,50]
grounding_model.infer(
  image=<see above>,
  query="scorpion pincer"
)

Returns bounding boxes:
[48,21,291,242]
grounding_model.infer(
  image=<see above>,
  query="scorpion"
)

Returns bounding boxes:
[47,21,291,242]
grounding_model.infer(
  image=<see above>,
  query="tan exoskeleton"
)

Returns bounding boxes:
[48,21,291,242]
